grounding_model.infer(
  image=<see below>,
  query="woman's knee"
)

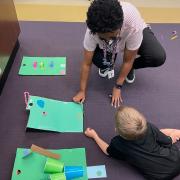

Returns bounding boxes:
[153,49,166,67]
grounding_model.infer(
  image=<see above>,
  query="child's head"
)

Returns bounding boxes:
[115,106,147,140]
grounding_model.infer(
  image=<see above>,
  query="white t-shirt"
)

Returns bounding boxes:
[83,1,147,55]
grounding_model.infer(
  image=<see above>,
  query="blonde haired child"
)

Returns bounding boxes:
[85,106,180,180]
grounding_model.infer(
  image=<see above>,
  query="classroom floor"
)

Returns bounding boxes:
[0,21,180,179]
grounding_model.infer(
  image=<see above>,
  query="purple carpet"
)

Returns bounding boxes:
[0,21,180,180]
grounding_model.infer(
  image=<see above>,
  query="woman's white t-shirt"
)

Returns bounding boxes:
[83,1,147,56]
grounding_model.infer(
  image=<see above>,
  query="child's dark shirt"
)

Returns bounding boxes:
[107,123,180,180]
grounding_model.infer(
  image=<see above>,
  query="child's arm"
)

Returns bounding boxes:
[85,128,109,155]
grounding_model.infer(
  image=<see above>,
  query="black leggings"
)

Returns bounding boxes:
[92,27,166,70]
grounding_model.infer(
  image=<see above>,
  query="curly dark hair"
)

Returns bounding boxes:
[86,0,124,34]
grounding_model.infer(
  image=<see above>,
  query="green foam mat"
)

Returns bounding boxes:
[11,148,88,180]
[26,95,83,132]
[19,56,66,75]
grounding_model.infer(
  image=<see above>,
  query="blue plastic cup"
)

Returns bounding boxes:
[64,166,83,179]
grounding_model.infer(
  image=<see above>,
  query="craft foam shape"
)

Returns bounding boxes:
[49,61,54,68]
[64,166,84,179]
[33,61,37,69]
[40,62,44,68]
[60,70,66,75]
[36,99,45,108]
[11,148,88,180]
[31,144,60,159]
[171,35,178,40]
[19,56,66,75]
[26,95,83,132]
[172,30,177,35]
[22,149,32,158]
[87,165,107,179]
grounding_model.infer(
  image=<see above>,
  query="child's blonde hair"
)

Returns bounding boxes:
[115,106,147,140]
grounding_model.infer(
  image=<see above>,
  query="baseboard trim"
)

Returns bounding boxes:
[15,3,180,23]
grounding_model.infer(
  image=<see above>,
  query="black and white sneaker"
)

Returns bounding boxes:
[125,69,135,83]
[98,68,110,78]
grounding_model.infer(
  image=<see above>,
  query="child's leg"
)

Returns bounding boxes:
[160,129,176,136]
[160,129,180,143]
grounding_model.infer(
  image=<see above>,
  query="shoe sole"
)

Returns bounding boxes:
[98,69,109,78]
[125,75,135,83]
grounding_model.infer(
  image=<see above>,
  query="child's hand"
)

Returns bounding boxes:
[85,128,98,139]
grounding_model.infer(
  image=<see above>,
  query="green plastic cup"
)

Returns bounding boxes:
[49,173,66,180]
[44,158,64,173]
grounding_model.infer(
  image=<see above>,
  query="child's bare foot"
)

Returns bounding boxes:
[170,130,180,143]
